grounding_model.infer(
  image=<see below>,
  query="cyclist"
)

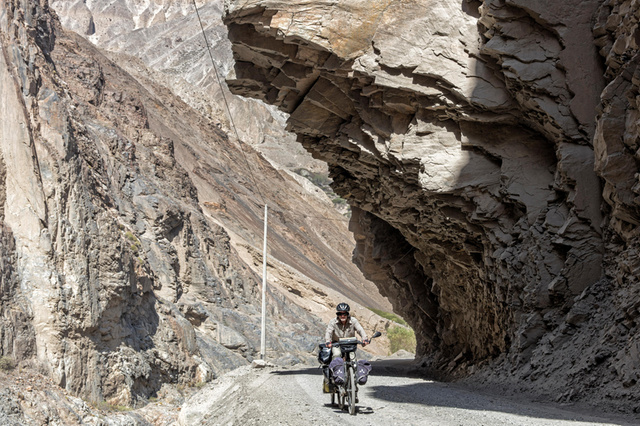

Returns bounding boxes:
[325,302,369,359]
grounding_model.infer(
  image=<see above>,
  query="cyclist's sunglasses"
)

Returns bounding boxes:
[336,312,349,317]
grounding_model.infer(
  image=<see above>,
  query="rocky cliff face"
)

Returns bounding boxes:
[224,0,640,410]
[0,0,392,410]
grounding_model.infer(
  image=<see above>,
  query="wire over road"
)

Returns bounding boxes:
[191,0,266,205]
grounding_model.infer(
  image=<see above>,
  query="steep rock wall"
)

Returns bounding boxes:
[224,0,640,408]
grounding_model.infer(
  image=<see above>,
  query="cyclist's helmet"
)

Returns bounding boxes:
[336,303,350,316]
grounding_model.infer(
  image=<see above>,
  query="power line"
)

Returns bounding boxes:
[191,0,356,228]
[191,0,271,361]
[190,2,412,240]
[191,0,266,205]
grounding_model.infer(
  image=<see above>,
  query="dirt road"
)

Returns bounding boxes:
[178,357,636,426]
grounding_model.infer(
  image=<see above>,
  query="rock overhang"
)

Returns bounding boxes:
[222,0,609,372]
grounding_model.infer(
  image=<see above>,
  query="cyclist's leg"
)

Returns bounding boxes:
[331,345,341,359]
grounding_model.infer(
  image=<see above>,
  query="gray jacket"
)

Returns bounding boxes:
[325,316,368,343]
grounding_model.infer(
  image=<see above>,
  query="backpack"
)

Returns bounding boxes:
[317,344,332,365]
[329,358,345,385]
[356,360,372,385]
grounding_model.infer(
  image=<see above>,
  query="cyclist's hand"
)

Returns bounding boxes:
[326,342,332,348]
[363,339,370,346]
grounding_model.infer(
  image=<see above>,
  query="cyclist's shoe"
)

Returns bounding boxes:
[322,378,331,393]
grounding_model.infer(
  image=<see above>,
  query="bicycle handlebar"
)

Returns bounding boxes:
[331,340,365,347]
[327,331,382,346]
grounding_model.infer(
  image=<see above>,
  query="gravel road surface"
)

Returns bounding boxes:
[178,357,637,426]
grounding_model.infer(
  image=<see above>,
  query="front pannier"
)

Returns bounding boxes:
[356,360,372,384]
[329,358,345,384]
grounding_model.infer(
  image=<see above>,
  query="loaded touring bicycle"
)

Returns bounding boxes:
[319,331,381,415]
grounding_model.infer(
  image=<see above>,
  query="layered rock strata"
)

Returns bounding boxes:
[224,0,640,408]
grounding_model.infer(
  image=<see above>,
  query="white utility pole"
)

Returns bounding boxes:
[260,204,268,360]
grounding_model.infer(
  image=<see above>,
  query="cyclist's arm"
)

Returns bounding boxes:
[324,318,336,343]
[352,317,368,341]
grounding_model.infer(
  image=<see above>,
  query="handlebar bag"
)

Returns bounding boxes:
[340,344,357,354]
[329,358,345,385]
[356,360,372,385]
[338,337,357,353]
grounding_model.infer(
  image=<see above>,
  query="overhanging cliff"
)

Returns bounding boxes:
[223,0,640,407]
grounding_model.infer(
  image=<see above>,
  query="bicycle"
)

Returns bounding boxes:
[324,331,381,415]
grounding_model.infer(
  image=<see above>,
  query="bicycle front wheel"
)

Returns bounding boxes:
[347,365,356,415]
